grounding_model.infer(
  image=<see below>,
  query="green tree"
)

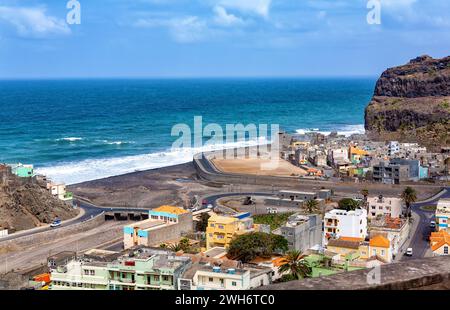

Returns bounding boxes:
[401,187,417,217]
[196,213,210,232]
[227,232,288,262]
[338,198,360,211]
[305,199,319,214]
[270,234,289,254]
[278,250,312,280]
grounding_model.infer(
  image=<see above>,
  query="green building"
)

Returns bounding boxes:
[50,248,191,290]
[10,163,34,178]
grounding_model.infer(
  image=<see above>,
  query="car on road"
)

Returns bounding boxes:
[50,219,62,228]
[405,248,413,257]
[430,221,436,229]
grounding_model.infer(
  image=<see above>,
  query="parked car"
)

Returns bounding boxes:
[405,248,413,256]
[430,221,436,229]
[50,219,62,228]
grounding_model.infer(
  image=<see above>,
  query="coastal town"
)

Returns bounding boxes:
[1,126,449,290]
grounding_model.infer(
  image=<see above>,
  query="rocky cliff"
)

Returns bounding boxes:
[365,55,450,150]
[0,173,78,232]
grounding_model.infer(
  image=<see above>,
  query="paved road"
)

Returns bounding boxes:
[0,199,150,242]
[402,187,449,261]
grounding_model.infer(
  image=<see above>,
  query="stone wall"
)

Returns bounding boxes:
[259,256,450,290]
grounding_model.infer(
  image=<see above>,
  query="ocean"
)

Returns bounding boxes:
[0,78,376,184]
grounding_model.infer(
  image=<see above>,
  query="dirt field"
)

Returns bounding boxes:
[212,158,308,177]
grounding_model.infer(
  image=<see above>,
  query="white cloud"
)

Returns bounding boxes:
[135,16,208,43]
[216,0,271,18]
[213,5,245,26]
[0,6,70,38]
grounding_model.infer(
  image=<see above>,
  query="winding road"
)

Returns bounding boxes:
[402,187,449,260]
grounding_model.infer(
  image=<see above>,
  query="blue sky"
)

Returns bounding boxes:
[0,0,449,78]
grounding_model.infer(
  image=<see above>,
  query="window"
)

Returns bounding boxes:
[209,277,213,282]
[232,281,237,286]
[210,224,215,227]
[84,269,89,275]
[162,275,169,281]
[372,249,377,256]
[444,246,449,255]
[90,270,95,276]
[381,250,385,256]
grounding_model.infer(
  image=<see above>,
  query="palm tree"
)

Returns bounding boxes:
[305,199,319,214]
[169,243,183,252]
[361,188,369,202]
[278,250,312,280]
[401,187,417,217]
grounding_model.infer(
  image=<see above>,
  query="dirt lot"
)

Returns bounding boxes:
[212,158,308,176]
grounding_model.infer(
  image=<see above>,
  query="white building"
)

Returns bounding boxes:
[436,199,450,232]
[388,141,400,156]
[323,208,368,245]
[367,196,403,219]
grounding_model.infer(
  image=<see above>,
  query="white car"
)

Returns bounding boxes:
[405,248,413,256]
[50,219,62,228]
[430,221,436,229]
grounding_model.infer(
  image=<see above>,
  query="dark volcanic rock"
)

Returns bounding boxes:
[365,55,450,150]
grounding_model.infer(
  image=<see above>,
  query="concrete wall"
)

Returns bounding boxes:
[0,213,105,251]
[144,213,193,247]
[259,256,450,290]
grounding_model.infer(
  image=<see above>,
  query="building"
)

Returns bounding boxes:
[47,251,77,271]
[366,195,403,219]
[390,158,421,181]
[430,230,450,256]
[206,212,255,250]
[369,216,410,258]
[372,161,410,184]
[388,141,400,157]
[326,235,392,263]
[367,235,392,263]
[50,247,191,290]
[10,163,34,178]
[123,206,193,249]
[47,182,73,204]
[179,264,251,290]
[349,146,369,164]
[436,199,450,232]
[323,208,368,245]
[277,214,322,252]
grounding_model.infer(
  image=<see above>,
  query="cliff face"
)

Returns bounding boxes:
[365,55,450,150]
[0,174,78,232]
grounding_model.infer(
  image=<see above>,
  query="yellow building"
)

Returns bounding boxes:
[326,235,392,263]
[430,230,450,256]
[206,212,255,250]
[369,235,391,263]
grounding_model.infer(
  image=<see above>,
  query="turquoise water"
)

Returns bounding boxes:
[0,78,375,183]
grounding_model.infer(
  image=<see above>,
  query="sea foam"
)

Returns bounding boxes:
[295,124,365,137]
[35,137,269,185]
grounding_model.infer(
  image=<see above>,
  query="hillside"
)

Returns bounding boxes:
[0,173,79,232]
[365,55,450,150]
